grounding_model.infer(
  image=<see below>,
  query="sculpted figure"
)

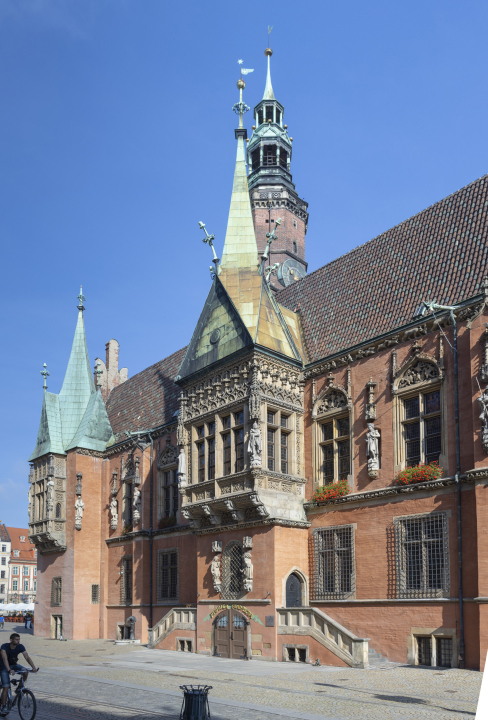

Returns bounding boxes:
[242,551,253,591]
[110,497,118,529]
[74,496,84,530]
[366,423,380,476]
[125,615,136,640]
[248,421,262,468]
[177,448,187,487]
[46,478,55,512]
[133,486,141,521]
[479,389,488,451]
[211,554,221,593]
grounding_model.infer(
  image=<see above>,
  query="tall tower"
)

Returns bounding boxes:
[247,48,309,287]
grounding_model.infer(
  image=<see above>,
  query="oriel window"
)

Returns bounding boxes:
[196,425,205,482]
[234,411,244,472]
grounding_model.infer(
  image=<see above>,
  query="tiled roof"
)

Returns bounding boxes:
[277,174,488,362]
[106,347,187,437]
[0,525,10,544]
[7,527,36,562]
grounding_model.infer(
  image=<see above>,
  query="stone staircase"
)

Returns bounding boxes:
[147,607,196,649]
[367,646,399,668]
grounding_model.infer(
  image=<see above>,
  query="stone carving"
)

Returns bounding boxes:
[480,325,488,383]
[125,616,136,640]
[177,448,187,488]
[223,500,238,521]
[46,478,55,514]
[365,423,381,478]
[248,421,262,468]
[110,497,118,530]
[479,388,488,453]
[212,540,222,553]
[202,505,219,525]
[365,378,377,421]
[111,470,118,496]
[211,553,222,593]
[74,496,84,531]
[398,360,439,388]
[158,445,177,468]
[243,536,253,549]
[242,551,253,592]
[133,486,141,524]
[75,472,82,496]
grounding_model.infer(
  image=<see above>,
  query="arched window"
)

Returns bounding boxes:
[286,573,302,607]
[55,503,61,519]
[222,541,243,599]
[293,241,297,254]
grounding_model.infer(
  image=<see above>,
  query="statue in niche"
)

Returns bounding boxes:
[365,423,381,478]
[133,486,141,522]
[74,496,84,530]
[177,447,187,487]
[242,551,253,592]
[110,497,118,530]
[211,554,222,593]
[248,421,262,468]
[46,478,55,513]
[478,388,488,452]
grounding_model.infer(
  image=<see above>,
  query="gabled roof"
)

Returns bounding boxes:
[66,389,113,452]
[0,525,10,545]
[106,346,186,438]
[7,528,36,562]
[278,174,488,362]
[29,392,64,461]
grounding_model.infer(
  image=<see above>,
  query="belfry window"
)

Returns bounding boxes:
[319,416,350,482]
[263,145,277,166]
[257,108,263,125]
[403,390,441,466]
[276,108,281,125]
[265,105,274,122]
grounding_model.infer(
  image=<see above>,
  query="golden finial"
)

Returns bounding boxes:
[265,48,273,57]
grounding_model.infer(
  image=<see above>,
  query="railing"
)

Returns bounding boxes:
[147,607,196,649]
[277,607,369,668]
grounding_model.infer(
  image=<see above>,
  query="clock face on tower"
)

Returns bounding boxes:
[277,258,306,287]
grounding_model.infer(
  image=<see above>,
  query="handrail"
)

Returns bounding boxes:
[147,607,196,648]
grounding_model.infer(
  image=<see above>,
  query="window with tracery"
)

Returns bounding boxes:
[221,541,244,599]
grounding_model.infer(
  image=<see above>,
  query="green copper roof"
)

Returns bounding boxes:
[29,392,65,461]
[58,308,96,447]
[65,389,113,452]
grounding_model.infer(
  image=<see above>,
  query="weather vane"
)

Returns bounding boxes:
[267,25,273,47]
[264,262,280,283]
[199,222,220,273]
[40,363,49,391]
[233,59,253,125]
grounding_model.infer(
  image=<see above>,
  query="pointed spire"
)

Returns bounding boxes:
[221,78,259,271]
[263,48,275,100]
[58,289,96,446]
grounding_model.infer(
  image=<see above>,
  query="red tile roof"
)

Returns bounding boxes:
[7,527,36,562]
[0,525,10,544]
[106,346,187,437]
[277,174,488,362]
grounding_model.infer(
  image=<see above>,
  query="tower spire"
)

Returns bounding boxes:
[263,47,275,100]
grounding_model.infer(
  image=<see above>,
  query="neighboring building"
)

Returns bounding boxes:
[0,525,11,603]
[7,528,37,604]
[28,49,488,671]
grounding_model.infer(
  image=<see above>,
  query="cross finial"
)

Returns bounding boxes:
[94,360,103,390]
[77,285,85,312]
[199,221,220,270]
[40,363,49,391]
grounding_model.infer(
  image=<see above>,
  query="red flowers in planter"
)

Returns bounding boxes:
[312,479,350,504]
[122,523,133,535]
[158,516,177,529]
[394,461,443,486]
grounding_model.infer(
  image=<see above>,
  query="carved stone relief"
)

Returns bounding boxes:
[110,497,118,530]
[365,423,380,478]
[242,551,253,592]
[365,378,377,421]
[248,421,262,468]
[398,360,440,388]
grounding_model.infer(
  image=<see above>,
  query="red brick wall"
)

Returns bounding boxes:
[252,205,306,266]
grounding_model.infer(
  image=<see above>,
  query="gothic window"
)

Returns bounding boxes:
[312,526,355,600]
[234,411,244,472]
[394,512,449,598]
[51,576,62,606]
[120,556,133,604]
[208,421,216,480]
[285,573,303,607]
[267,410,292,473]
[222,541,244,599]
[403,390,441,466]
[55,503,61,519]
[158,468,178,519]
[196,425,205,482]
[123,481,133,525]
[157,549,178,601]
[319,416,350,482]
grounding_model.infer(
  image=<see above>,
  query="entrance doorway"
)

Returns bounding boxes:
[50,614,63,639]
[214,609,249,659]
[286,573,302,607]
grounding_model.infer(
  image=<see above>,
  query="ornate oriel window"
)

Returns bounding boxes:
[221,541,244,599]
[311,525,355,600]
[394,512,449,598]
[157,549,178,602]
[192,408,247,482]
[312,376,353,487]
[266,409,292,473]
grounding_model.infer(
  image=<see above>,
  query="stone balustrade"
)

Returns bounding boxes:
[147,607,197,649]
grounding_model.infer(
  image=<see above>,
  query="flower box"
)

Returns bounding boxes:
[312,478,350,504]
[394,461,443,486]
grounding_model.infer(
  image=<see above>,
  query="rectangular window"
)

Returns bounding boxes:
[208,438,215,480]
[312,525,355,600]
[14,551,19,557]
[403,390,441,466]
[23,580,29,591]
[1,558,5,565]
[51,577,62,606]
[121,557,133,604]
[1,545,5,552]
[394,513,449,598]
[157,550,178,601]
[267,409,293,474]
[280,431,288,474]
[91,584,100,604]
[13,580,18,591]
[0,585,4,594]
[222,416,231,430]
[197,441,205,482]
[0,572,5,579]
[12,566,19,575]
[33,582,36,592]
[319,416,350,482]
[23,567,29,576]
[267,428,276,471]
[34,568,37,577]
[234,428,244,472]
[223,432,231,476]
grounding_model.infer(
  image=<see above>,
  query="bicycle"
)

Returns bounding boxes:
[0,670,37,720]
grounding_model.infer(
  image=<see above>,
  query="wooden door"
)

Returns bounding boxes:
[230,611,248,659]
[214,611,230,657]
[286,573,302,607]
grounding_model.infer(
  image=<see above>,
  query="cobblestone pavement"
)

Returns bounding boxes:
[0,625,481,720]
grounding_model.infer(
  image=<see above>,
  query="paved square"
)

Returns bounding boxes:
[0,626,481,719]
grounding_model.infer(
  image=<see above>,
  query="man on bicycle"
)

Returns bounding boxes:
[0,634,37,713]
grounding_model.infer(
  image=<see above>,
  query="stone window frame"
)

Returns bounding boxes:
[190,407,249,484]
[281,566,309,608]
[120,556,133,605]
[264,403,296,476]
[221,540,244,600]
[392,354,447,473]
[393,511,450,599]
[91,584,100,604]
[51,576,62,606]
[156,548,179,603]
[311,524,356,601]
[311,384,354,489]
[406,627,457,668]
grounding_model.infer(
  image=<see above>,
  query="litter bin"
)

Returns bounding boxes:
[179,685,212,720]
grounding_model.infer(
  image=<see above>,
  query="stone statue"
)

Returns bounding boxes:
[46,478,55,513]
[248,421,262,468]
[133,486,141,523]
[242,551,253,592]
[74,496,84,530]
[365,423,381,477]
[479,389,488,452]
[177,448,187,487]
[125,615,136,640]
[211,554,221,593]
[110,497,118,530]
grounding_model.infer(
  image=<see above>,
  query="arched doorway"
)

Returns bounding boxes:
[286,573,303,607]
[213,609,249,659]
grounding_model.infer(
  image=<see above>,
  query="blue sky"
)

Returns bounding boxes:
[1,0,488,527]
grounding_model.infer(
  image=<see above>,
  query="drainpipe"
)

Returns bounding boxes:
[423,302,465,668]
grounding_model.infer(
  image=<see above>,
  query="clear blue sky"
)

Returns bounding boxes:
[1,0,488,527]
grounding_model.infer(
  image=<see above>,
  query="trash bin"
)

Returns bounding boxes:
[179,685,212,720]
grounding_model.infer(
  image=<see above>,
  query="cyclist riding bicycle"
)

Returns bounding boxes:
[0,634,37,714]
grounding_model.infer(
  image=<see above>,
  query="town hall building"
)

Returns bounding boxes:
[28,48,488,670]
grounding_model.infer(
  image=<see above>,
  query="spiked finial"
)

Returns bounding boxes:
[77,286,85,312]
[94,360,103,390]
[233,60,251,129]
[40,363,49,391]
[263,43,275,100]
[199,221,220,271]
[262,217,282,261]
